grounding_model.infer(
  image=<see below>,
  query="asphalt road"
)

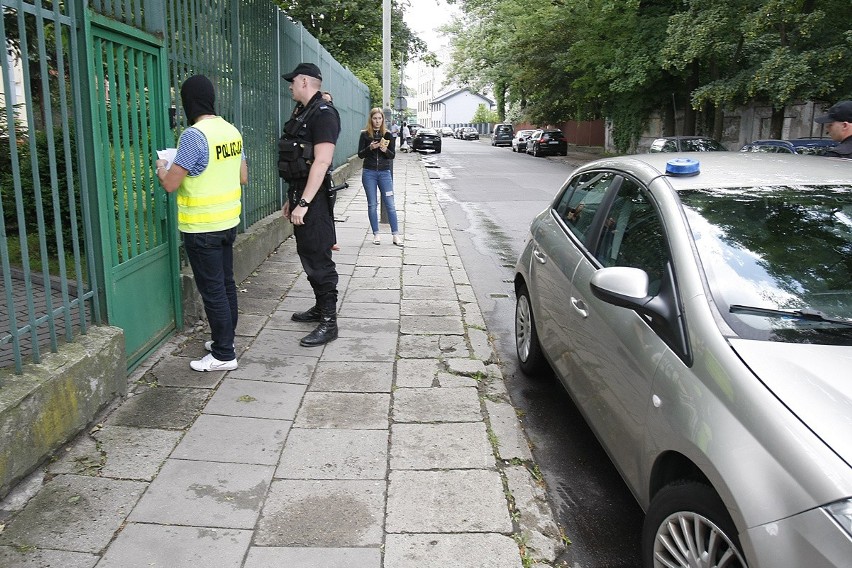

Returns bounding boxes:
[422,136,645,567]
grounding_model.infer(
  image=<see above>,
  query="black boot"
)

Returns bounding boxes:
[291,304,321,322]
[300,295,338,347]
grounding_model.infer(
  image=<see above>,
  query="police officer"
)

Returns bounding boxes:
[155,75,248,371]
[815,100,852,158]
[279,63,341,346]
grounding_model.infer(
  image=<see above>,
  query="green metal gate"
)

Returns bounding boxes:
[85,12,179,369]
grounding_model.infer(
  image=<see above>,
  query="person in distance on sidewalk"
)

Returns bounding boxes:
[357,108,402,246]
[155,75,247,372]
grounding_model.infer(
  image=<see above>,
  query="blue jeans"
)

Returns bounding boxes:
[183,227,238,361]
[362,168,399,234]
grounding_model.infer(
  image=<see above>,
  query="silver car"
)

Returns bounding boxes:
[514,153,852,567]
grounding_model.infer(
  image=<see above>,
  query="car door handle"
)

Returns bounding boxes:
[532,247,547,264]
[571,297,589,318]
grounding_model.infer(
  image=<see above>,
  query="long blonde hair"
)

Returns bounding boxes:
[365,107,387,138]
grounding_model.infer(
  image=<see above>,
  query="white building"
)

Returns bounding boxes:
[430,88,494,126]
[407,57,445,127]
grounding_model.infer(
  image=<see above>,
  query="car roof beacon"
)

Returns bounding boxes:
[665,158,700,176]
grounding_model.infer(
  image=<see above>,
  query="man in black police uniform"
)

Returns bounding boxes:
[814,100,852,159]
[279,62,341,346]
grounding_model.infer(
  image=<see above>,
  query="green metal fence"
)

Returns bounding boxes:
[1,0,369,374]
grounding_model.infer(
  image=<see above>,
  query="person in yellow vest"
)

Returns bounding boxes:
[155,74,248,372]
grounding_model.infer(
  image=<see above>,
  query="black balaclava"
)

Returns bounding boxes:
[180,75,216,124]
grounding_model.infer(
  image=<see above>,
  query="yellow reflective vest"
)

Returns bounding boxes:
[177,117,243,233]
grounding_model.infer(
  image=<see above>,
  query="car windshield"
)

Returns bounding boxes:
[681,138,726,151]
[681,186,852,345]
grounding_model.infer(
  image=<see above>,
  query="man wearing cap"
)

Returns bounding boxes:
[278,62,342,346]
[814,100,852,159]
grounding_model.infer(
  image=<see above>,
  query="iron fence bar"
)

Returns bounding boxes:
[106,44,130,262]
[138,51,156,246]
[115,44,138,260]
[0,11,24,373]
[126,48,144,253]
[33,0,64,351]
[2,294,93,339]
[93,37,118,267]
[0,0,72,25]
[14,0,47,363]
[52,0,81,341]
[71,0,101,328]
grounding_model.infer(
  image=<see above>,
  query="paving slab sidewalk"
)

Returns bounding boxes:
[0,150,565,568]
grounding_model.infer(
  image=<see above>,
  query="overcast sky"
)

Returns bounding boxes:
[403,0,459,52]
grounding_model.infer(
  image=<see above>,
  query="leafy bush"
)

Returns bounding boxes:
[1,112,83,260]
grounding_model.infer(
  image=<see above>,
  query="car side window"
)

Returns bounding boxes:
[554,172,617,246]
[596,179,670,295]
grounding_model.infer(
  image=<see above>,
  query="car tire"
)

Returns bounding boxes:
[435,147,441,154]
[515,284,547,376]
[643,481,747,568]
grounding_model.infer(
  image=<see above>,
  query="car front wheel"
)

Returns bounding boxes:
[643,482,747,568]
[515,284,547,376]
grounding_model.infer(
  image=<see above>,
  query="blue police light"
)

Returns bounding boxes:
[666,158,700,176]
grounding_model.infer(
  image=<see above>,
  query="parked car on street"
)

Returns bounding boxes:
[411,127,442,153]
[512,129,536,153]
[526,129,568,156]
[440,126,455,136]
[740,138,838,155]
[648,136,727,152]
[491,123,514,146]
[460,127,479,140]
[514,152,852,568]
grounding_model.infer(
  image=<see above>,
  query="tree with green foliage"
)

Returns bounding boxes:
[470,103,499,123]
[276,0,434,106]
[445,0,852,151]
[665,0,852,139]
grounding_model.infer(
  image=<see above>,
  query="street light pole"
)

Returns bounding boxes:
[380,0,391,224]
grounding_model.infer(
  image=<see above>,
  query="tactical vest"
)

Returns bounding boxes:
[177,117,242,233]
[277,98,324,182]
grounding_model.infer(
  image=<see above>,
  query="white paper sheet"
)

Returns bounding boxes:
[156,148,177,169]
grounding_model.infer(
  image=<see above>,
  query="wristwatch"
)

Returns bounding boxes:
[297,198,311,208]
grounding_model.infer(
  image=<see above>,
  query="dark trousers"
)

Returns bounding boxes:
[183,227,238,361]
[291,187,338,299]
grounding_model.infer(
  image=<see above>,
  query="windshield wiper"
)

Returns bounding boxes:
[729,305,852,327]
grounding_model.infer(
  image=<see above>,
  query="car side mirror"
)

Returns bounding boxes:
[590,266,691,363]
[590,267,673,323]
[589,267,652,309]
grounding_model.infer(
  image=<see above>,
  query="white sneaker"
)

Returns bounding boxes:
[392,235,403,246]
[190,353,238,372]
[373,235,381,245]
[204,340,235,352]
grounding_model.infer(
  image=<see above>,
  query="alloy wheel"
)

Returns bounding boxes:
[653,511,746,568]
